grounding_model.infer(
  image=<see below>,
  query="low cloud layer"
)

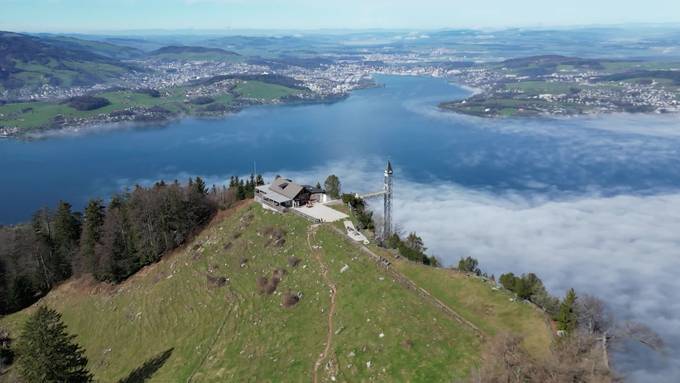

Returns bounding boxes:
[392,181,680,382]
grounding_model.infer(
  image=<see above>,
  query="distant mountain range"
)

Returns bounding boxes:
[148,45,241,61]
[0,32,256,95]
[0,35,243,95]
[0,32,140,93]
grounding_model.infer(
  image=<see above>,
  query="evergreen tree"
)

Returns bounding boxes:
[52,201,80,279]
[405,232,426,253]
[237,179,246,200]
[243,174,256,198]
[16,306,93,382]
[386,233,401,249]
[255,175,265,186]
[193,177,207,195]
[557,288,579,333]
[96,196,138,282]
[499,273,517,291]
[513,277,533,300]
[53,202,81,246]
[249,173,255,188]
[355,208,374,231]
[397,242,425,263]
[79,199,105,274]
[458,256,481,275]
[324,175,341,199]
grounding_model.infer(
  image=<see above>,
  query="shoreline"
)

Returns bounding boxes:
[438,98,680,119]
[0,93,350,140]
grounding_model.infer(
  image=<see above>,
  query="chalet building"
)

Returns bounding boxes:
[255,177,328,211]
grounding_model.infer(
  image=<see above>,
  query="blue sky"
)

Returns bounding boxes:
[2,0,680,32]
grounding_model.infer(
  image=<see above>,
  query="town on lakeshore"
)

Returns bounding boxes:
[2,28,680,137]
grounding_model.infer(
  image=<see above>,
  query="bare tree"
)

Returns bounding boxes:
[576,294,664,370]
[472,332,614,383]
[577,294,613,336]
[617,322,664,351]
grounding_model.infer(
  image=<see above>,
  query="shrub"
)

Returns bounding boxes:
[457,256,481,275]
[282,291,300,308]
[206,275,227,288]
[288,256,301,268]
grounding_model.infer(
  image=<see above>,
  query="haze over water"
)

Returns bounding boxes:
[2,75,680,381]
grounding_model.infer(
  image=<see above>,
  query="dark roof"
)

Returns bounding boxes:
[304,185,324,194]
[270,177,304,199]
[386,161,393,174]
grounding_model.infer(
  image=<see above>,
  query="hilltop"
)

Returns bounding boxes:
[0,202,552,382]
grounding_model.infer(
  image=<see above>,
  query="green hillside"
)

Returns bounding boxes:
[0,32,136,91]
[0,202,552,382]
[0,80,305,132]
[39,35,145,60]
[235,81,300,100]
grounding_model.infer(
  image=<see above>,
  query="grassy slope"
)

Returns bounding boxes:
[7,58,128,91]
[0,203,551,382]
[0,81,297,130]
[0,90,169,129]
[331,204,552,358]
[392,260,552,358]
[235,81,300,100]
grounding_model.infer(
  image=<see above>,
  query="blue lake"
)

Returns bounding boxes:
[3,75,680,224]
[2,75,680,381]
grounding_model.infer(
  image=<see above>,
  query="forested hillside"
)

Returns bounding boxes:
[0,176,263,315]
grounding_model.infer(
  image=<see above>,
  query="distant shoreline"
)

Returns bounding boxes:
[1,93,350,140]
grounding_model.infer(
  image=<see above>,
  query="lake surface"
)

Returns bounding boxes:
[2,75,680,381]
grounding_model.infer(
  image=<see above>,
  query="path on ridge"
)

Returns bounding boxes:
[309,225,338,383]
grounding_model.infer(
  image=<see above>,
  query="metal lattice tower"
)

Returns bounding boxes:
[383,161,393,239]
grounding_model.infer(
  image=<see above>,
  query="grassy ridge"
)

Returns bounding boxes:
[392,261,552,359]
[0,203,551,381]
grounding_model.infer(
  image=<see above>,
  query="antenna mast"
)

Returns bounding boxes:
[383,161,393,239]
